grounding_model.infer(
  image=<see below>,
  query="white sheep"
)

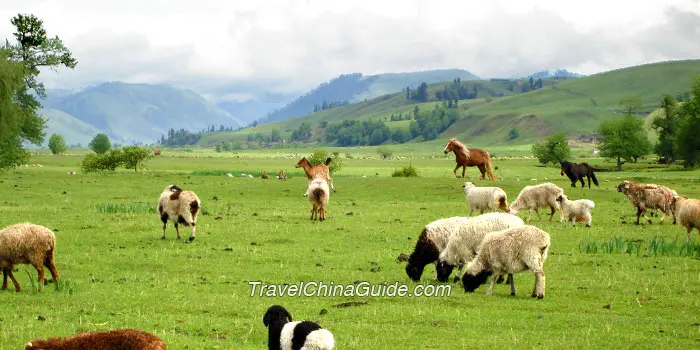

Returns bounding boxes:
[307,177,330,221]
[672,196,700,241]
[555,194,595,227]
[436,213,524,283]
[462,182,509,216]
[157,185,201,242]
[461,225,550,299]
[508,182,564,222]
[0,223,60,292]
[405,216,470,282]
[263,305,335,350]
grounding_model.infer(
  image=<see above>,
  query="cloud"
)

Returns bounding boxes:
[2,0,699,100]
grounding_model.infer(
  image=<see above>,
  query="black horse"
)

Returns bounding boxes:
[560,161,599,188]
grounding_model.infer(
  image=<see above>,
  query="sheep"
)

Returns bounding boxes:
[435,213,524,283]
[263,305,335,350]
[157,185,201,242]
[307,177,330,221]
[461,225,550,299]
[262,171,270,179]
[405,217,469,282]
[671,196,700,241]
[25,329,167,349]
[278,170,287,180]
[0,223,59,292]
[555,194,595,227]
[296,157,335,192]
[508,182,564,222]
[616,180,673,225]
[461,182,509,216]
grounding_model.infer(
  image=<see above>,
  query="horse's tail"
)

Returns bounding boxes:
[587,164,599,187]
[484,151,496,181]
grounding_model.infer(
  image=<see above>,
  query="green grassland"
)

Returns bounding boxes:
[1,148,699,349]
[200,59,700,148]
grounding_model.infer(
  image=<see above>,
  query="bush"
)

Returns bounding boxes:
[392,164,418,177]
[308,150,343,174]
[377,146,393,159]
[80,146,151,173]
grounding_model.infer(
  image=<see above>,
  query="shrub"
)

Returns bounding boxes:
[392,164,418,177]
[377,146,393,159]
[308,150,343,174]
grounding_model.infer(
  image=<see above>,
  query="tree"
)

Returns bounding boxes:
[619,96,643,116]
[48,133,67,154]
[674,75,700,167]
[650,94,678,162]
[376,146,393,159]
[308,150,342,174]
[598,114,652,170]
[0,14,76,171]
[271,129,281,142]
[507,127,519,140]
[89,133,111,154]
[121,146,152,172]
[531,133,570,166]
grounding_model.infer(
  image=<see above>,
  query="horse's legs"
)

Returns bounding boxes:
[461,166,466,179]
[453,164,461,178]
[579,177,586,188]
[477,164,486,180]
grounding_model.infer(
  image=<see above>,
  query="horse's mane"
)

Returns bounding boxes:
[450,138,471,160]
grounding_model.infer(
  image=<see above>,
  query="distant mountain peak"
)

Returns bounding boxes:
[525,69,583,79]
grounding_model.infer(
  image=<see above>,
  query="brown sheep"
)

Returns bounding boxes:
[616,180,673,225]
[0,223,59,292]
[25,329,167,350]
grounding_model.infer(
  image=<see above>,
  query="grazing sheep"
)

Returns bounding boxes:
[508,183,564,222]
[405,217,469,282]
[461,225,550,298]
[671,196,700,241]
[157,185,201,241]
[307,178,330,221]
[25,329,166,349]
[278,170,287,180]
[263,305,335,350]
[616,180,673,225]
[462,182,509,216]
[555,194,595,227]
[296,157,335,192]
[0,223,59,292]
[262,171,270,179]
[436,213,524,283]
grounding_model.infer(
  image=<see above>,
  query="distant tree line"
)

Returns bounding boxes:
[201,124,236,133]
[408,105,459,141]
[159,128,201,147]
[313,100,349,112]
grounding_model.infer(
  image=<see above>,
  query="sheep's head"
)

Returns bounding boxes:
[435,260,454,283]
[405,263,424,282]
[165,185,183,192]
[462,182,476,193]
[263,305,292,327]
[616,181,630,193]
[555,194,567,203]
[461,270,493,292]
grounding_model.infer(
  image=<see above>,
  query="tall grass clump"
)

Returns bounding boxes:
[392,164,418,177]
[94,202,155,214]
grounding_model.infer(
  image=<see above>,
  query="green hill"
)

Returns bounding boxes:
[200,59,699,147]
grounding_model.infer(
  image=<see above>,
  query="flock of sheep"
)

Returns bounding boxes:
[2,153,699,349]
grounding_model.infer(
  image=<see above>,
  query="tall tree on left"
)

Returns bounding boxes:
[0,14,77,171]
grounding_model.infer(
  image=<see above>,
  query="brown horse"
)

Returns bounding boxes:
[443,138,496,180]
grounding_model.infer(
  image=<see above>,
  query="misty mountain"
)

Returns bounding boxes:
[526,69,583,80]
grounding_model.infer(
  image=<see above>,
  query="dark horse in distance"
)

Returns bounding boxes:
[560,160,599,188]
[443,138,496,180]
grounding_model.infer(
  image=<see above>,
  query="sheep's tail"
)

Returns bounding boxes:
[589,166,599,187]
[325,157,333,165]
[311,188,325,202]
[484,152,496,181]
[190,200,200,216]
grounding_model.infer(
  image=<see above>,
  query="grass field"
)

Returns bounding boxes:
[1,148,699,349]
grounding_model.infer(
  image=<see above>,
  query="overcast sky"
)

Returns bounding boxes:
[2,0,699,100]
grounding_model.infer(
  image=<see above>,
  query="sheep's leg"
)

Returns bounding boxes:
[160,213,168,239]
[4,269,21,292]
[531,270,546,299]
[658,209,666,224]
[320,206,325,221]
[174,222,181,240]
[640,205,652,225]
[188,222,196,242]
[486,274,499,296]
[32,262,45,292]
[310,205,316,221]
[1,269,7,290]
[509,275,517,296]
[687,225,695,241]
[586,213,592,227]
[44,251,60,289]
[505,273,513,285]
[547,206,556,222]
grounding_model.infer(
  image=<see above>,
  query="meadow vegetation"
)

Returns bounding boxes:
[0,147,698,349]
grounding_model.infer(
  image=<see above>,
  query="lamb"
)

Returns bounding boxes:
[462,182,509,216]
[555,194,595,227]
[296,157,335,192]
[616,180,673,225]
[671,196,700,241]
[25,329,167,349]
[405,217,469,282]
[307,177,330,221]
[435,213,524,283]
[461,225,550,299]
[263,305,335,350]
[508,182,564,222]
[157,185,201,241]
[0,223,59,292]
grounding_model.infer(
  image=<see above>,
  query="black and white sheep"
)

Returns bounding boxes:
[157,185,201,241]
[0,223,60,292]
[405,217,469,282]
[435,212,524,283]
[462,182,509,216]
[555,194,595,227]
[508,182,564,222]
[263,305,335,350]
[461,225,550,298]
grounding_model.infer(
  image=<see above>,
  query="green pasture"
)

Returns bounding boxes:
[0,148,699,349]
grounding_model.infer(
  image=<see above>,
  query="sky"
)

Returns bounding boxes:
[2,0,699,101]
